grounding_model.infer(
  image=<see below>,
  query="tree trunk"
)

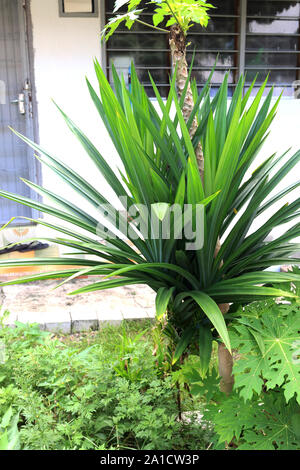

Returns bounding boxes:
[217,304,234,395]
[218,344,234,395]
[169,24,233,395]
[215,254,234,395]
[169,24,204,180]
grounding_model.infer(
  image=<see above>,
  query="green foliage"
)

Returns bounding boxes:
[173,355,221,401]
[0,300,299,450]
[197,325,213,378]
[155,286,175,320]
[230,303,300,404]
[239,392,300,450]
[291,266,300,301]
[274,265,300,305]
[0,407,20,450]
[0,321,211,450]
[151,0,214,32]
[103,1,214,39]
[207,390,300,450]
[103,9,142,41]
[190,301,300,450]
[0,66,299,368]
[112,325,152,381]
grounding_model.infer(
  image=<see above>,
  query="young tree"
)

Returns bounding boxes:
[104,0,234,394]
[104,0,214,179]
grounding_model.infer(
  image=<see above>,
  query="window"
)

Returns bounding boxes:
[105,0,170,97]
[186,0,240,96]
[105,0,300,98]
[59,0,98,17]
[245,0,300,96]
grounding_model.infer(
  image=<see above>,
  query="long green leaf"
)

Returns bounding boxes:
[155,287,175,320]
[172,325,195,365]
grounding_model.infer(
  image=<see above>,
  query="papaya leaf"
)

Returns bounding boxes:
[230,309,300,404]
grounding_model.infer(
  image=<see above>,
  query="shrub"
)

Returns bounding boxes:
[0,321,211,450]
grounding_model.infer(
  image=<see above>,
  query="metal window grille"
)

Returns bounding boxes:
[244,0,300,97]
[104,0,300,98]
[59,0,98,17]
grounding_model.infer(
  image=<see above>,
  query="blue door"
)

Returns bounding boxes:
[0,0,40,226]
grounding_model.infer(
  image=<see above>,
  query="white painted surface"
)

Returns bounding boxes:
[29,0,118,244]
[245,98,300,242]
[16,1,300,249]
[63,0,94,13]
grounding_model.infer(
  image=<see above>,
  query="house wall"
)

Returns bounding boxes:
[6,0,300,251]
[28,0,118,246]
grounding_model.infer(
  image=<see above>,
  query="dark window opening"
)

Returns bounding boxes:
[59,0,98,17]
[105,0,300,98]
[245,0,300,96]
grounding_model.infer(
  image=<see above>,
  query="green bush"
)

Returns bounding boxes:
[0,297,299,451]
[1,64,300,368]
[0,407,20,450]
[179,299,300,450]
[0,321,211,450]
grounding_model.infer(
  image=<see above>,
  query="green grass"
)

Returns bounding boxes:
[58,319,154,353]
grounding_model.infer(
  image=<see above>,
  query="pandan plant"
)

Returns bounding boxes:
[0,0,299,396]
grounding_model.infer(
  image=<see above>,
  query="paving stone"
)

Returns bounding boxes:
[71,319,99,332]
[17,310,71,334]
[17,311,43,325]
[1,278,156,333]
[120,305,155,319]
[43,311,72,334]
[44,321,71,334]
[96,302,124,323]
[71,308,99,333]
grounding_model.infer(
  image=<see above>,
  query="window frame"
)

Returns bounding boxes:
[242,0,300,92]
[58,0,99,18]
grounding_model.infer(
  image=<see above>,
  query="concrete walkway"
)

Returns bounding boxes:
[0,277,155,333]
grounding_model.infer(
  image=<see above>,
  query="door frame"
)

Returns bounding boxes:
[11,0,42,224]
[22,0,40,156]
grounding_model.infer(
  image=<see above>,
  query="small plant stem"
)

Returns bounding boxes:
[184,382,194,402]
[165,0,183,31]
[176,381,182,420]
[136,19,169,33]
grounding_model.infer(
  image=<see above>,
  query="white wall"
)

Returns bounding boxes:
[245,98,300,242]
[30,0,118,244]
[29,0,300,252]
